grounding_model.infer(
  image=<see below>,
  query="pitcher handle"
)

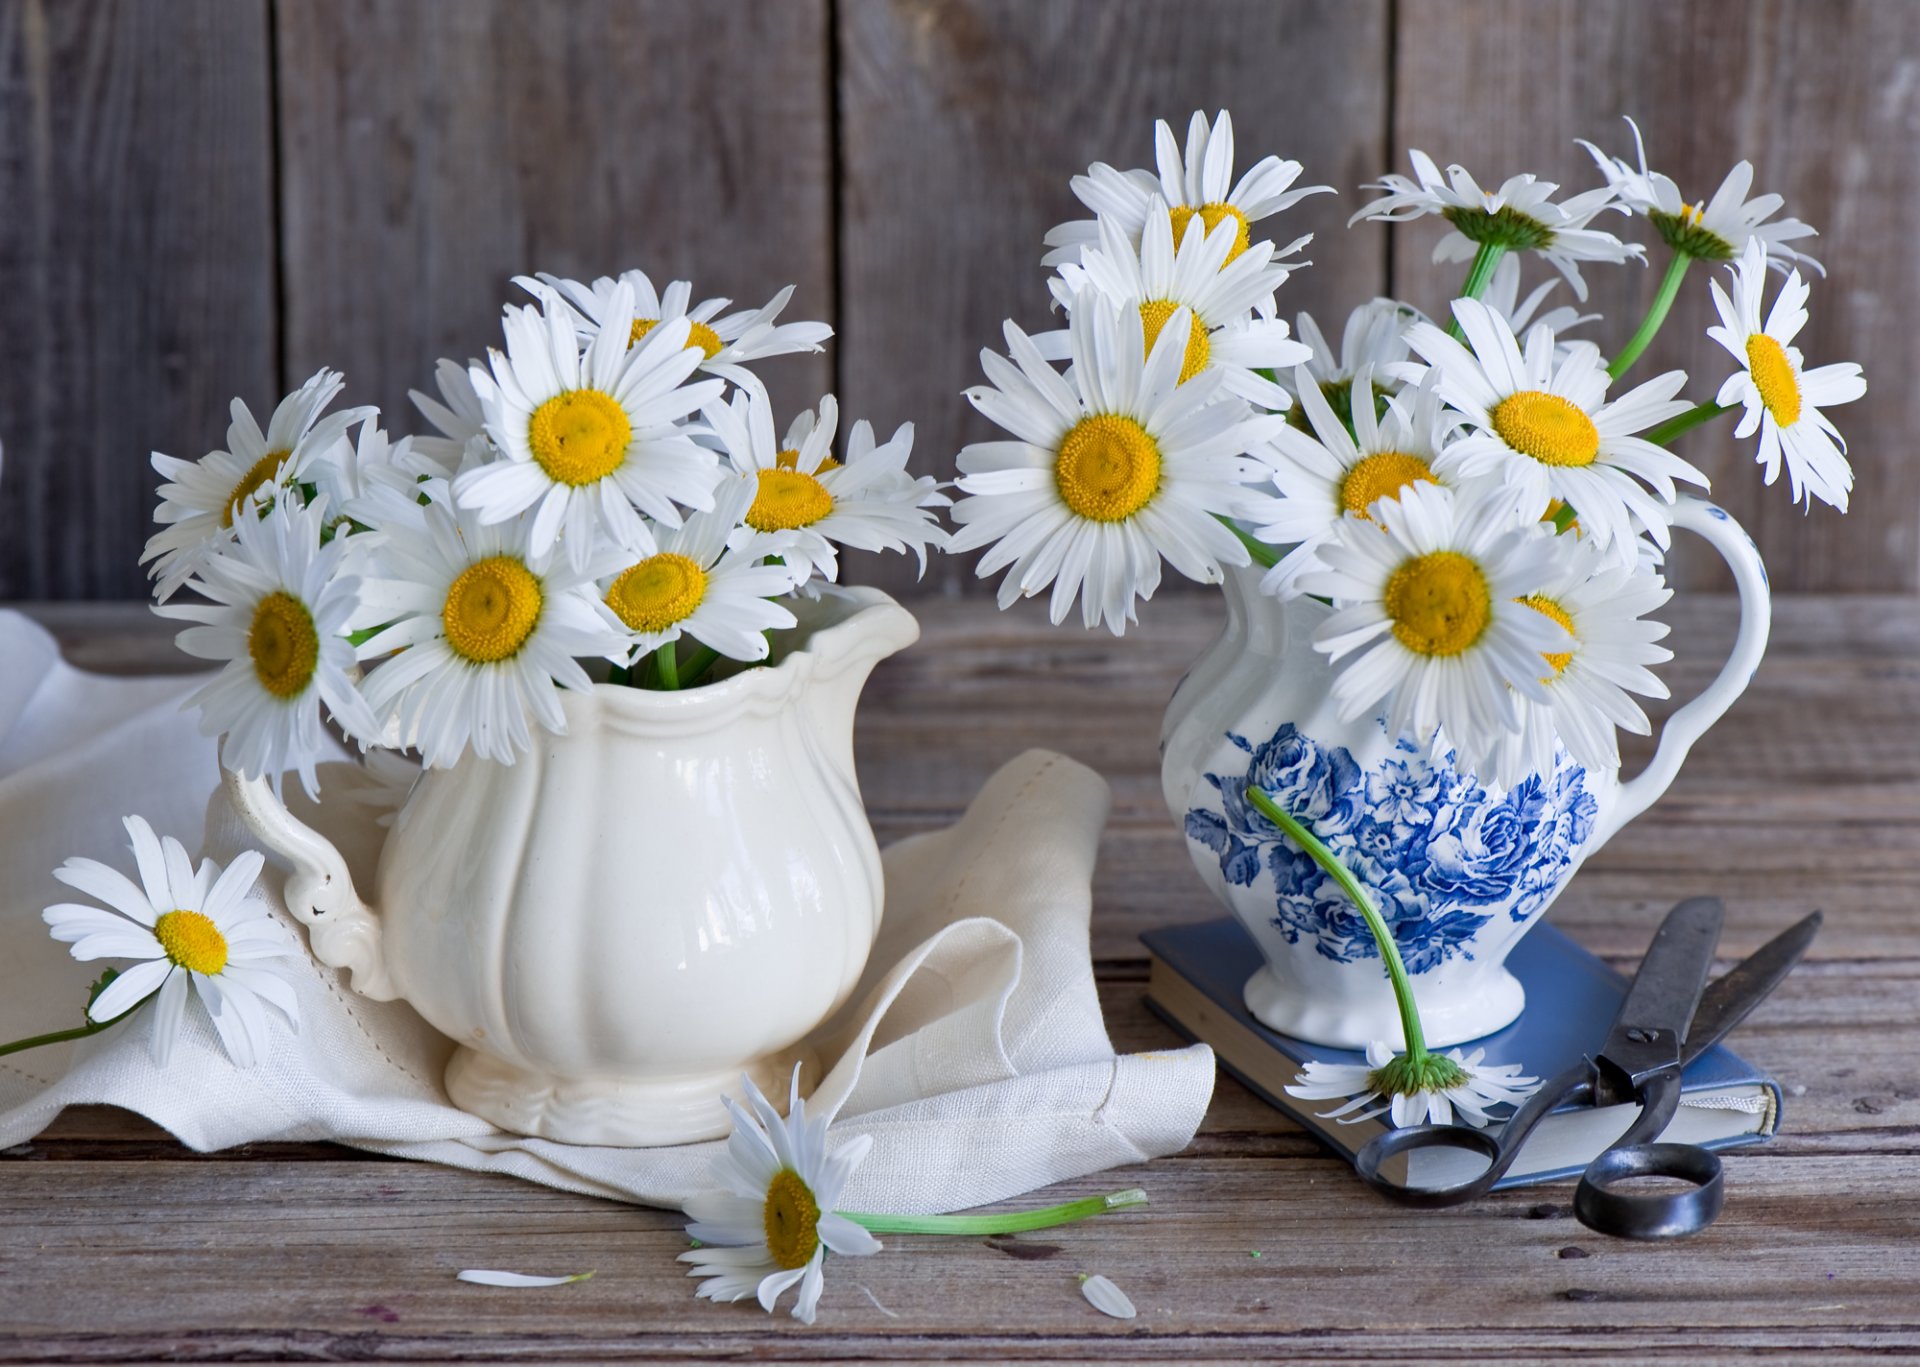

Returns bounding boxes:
[223,766,397,1000]
[1597,496,1772,845]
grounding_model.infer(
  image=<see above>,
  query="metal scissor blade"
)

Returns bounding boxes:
[1597,898,1725,1093]
[1682,909,1823,1065]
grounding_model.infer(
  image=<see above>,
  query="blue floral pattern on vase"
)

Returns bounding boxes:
[1184,724,1598,972]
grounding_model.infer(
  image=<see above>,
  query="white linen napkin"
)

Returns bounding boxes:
[0,608,1214,1212]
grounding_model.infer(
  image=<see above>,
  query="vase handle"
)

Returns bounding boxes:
[223,766,398,1001]
[1598,496,1772,844]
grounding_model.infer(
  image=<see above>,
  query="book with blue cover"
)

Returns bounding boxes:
[1143,917,1780,1190]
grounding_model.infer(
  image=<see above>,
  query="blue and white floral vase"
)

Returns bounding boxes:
[1161,498,1772,1048]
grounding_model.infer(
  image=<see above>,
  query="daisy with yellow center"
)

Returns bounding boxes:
[350,494,627,769]
[951,289,1285,635]
[156,500,383,800]
[1707,238,1864,512]
[701,391,949,585]
[1042,109,1330,273]
[1301,481,1572,771]
[524,268,833,401]
[144,368,372,601]
[455,281,726,571]
[1031,194,1312,411]
[599,479,805,664]
[1252,367,1473,598]
[42,816,301,1069]
[1403,299,1704,560]
[680,1068,881,1325]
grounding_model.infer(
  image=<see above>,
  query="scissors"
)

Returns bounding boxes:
[1354,897,1821,1240]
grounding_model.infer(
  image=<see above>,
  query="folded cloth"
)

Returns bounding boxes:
[0,609,1214,1212]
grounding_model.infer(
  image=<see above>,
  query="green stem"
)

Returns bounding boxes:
[1445,242,1508,341]
[1643,401,1732,448]
[0,1009,133,1059]
[1215,514,1280,570]
[1608,251,1692,381]
[1244,785,1429,1063]
[1551,503,1580,534]
[652,642,680,691]
[678,645,721,688]
[843,1188,1147,1236]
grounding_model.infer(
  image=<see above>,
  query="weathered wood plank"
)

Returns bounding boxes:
[1390,0,1920,593]
[0,0,276,600]
[274,0,834,461]
[834,0,1392,597]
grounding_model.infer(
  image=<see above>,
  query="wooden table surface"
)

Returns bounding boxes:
[5,594,1917,1363]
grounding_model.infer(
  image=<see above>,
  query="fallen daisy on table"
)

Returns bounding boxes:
[1286,1041,1542,1129]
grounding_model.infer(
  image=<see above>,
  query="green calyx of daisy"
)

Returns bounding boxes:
[1442,204,1555,252]
[1285,377,1395,437]
[1368,1051,1470,1097]
[1649,206,1736,262]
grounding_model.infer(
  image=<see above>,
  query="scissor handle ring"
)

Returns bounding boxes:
[1574,1143,1725,1239]
[1355,1124,1506,1208]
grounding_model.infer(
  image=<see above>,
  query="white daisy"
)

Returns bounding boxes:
[351,493,628,769]
[1042,108,1331,277]
[308,413,445,536]
[1300,480,1571,764]
[144,368,372,600]
[701,391,949,584]
[1707,238,1865,512]
[950,291,1285,634]
[680,1067,880,1326]
[1279,297,1418,425]
[1251,367,1473,597]
[1480,254,1597,350]
[157,500,382,799]
[1033,196,1312,409]
[1580,117,1822,273]
[455,281,726,568]
[407,358,490,475]
[1351,150,1642,300]
[1403,299,1703,556]
[1286,1041,1541,1128]
[600,477,805,665]
[1491,534,1674,785]
[525,269,832,399]
[42,816,300,1069]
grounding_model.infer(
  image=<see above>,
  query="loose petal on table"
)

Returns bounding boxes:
[1079,1273,1136,1319]
[457,1269,596,1288]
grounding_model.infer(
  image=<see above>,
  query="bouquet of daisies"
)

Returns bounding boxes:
[950,109,1865,786]
[144,272,948,794]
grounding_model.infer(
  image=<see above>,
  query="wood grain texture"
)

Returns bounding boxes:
[834,0,1391,596]
[1390,0,1920,593]
[274,0,835,455]
[7,593,1918,1357]
[0,0,275,600]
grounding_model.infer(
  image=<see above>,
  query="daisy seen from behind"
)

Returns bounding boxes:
[43,816,300,1069]
[144,368,371,600]
[455,280,726,568]
[1280,297,1416,429]
[157,499,382,799]
[1404,298,1702,558]
[1707,238,1864,512]
[351,493,628,769]
[681,1067,880,1326]
[1286,1040,1540,1128]
[1299,479,1571,771]
[950,290,1285,634]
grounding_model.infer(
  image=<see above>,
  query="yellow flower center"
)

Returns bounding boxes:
[1338,452,1436,519]
[629,316,725,360]
[763,1168,822,1271]
[1137,301,1212,383]
[1746,334,1802,426]
[1167,201,1252,264]
[1384,551,1493,657]
[527,389,633,487]
[605,553,707,633]
[441,555,544,664]
[248,590,320,700]
[1490,391,1600,468]
[1054,415,1161,522]
[775,446,839,473]
[153,909,228,976]
[747,469,834,532]
[223,450,288,527]
[1518,593,1577,680]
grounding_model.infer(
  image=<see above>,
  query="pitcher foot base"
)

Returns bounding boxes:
[445,1045,815,1146]
[1242,965,1526,1050]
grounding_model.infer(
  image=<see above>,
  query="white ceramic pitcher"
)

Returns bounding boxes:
[227,585,919,1146]
[1162,497,1771,1048]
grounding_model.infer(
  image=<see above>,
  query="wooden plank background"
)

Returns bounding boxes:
[1,0,1914,600]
